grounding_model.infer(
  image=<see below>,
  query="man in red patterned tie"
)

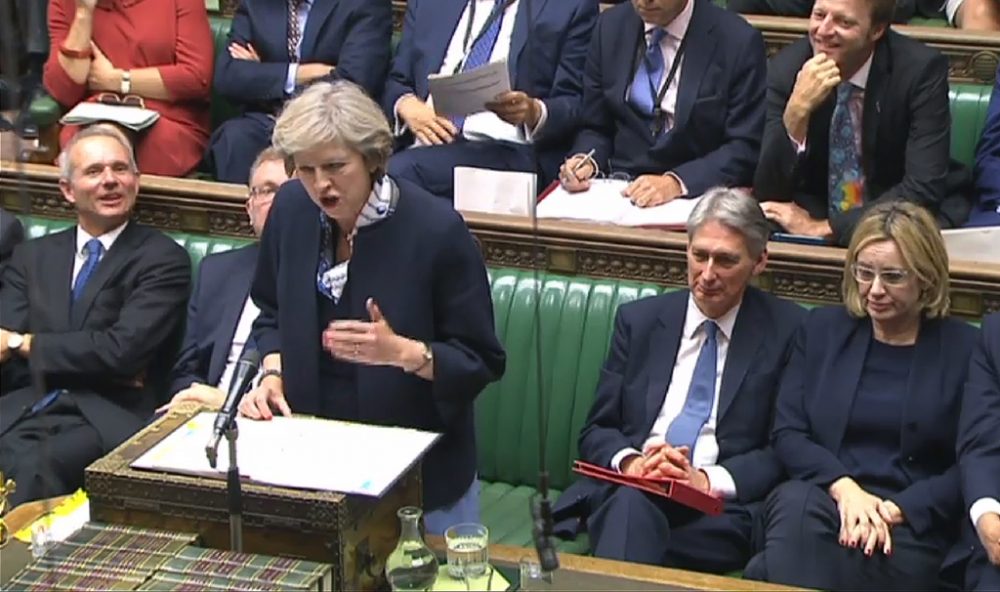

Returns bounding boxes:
[753,0,967,246]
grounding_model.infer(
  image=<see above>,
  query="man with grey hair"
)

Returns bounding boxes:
[0,125,190,506]
[553,187,804,572]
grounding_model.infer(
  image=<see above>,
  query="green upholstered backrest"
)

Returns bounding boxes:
[477,268,667,491]
[208,15,241,131]
[949,83,994,168]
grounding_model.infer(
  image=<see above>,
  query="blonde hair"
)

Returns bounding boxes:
[842,201,950,318]
[247,147,285,186]
[271,81,392,177]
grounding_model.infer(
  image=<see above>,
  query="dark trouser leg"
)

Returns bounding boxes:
[386,139,537,201]
[587,486,672,566]
[967,542,1000,591]
[663,501,756,573]
[207,113,275,184]
[752,480,945,591]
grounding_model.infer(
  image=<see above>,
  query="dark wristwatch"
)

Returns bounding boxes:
[259,368,282,382]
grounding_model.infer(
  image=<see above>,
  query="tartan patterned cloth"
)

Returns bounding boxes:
[160,546,332,590]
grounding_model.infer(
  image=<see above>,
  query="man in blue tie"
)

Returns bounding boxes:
[558,0,766,207]
[0,125,191,506]
[753,0,968,245]
[383,0,598,199]
[553,188,804,572]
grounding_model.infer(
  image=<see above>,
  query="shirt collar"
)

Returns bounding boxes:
[684,292,742,342]
[76,221,128,256]
[848,53,874,90]
[644,0,694,41]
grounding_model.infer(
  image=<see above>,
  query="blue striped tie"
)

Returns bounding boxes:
[665,321,718,454]
[452,0,507,131]
[72,238,104,303]
[628,28,668,118]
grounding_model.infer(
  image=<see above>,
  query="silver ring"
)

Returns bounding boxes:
[354,345,360,356]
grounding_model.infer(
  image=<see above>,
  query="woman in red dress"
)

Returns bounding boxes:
[44,0,213,177]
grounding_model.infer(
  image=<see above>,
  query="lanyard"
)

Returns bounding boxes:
[636,28,689,135]
[454,0,517,74]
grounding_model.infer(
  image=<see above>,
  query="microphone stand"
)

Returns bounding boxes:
[206,418,244,552]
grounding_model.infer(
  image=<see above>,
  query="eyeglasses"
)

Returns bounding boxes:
[851,263,911,286]
[95,93,146,109]
[249,185,278,200]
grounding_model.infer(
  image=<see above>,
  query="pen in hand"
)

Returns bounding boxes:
[569,148,596,183]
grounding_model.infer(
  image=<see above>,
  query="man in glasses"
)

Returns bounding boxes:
[164,148,290,411]
[558,0,766,207]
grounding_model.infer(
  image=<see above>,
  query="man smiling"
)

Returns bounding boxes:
[753,0,964,245]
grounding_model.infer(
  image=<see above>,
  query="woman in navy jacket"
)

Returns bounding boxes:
[241,81,506,534]
[745,202,979,590]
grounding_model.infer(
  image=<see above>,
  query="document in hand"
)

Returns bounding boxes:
[572,460,724,515]
[427,60,512,117]
[131,412,440,498]
[60,101,160,132]
[536,180,702,229]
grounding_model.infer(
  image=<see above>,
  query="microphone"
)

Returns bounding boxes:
[206,349,261,468]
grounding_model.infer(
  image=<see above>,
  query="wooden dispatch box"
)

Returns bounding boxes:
[85,404,422,591]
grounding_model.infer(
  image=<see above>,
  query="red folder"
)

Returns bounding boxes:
[572,460,724,516]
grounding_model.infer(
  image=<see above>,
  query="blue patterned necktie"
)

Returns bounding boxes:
[628,28,668,118]
[451,0,508,131]
[828,82,865,215]
[665,320,718,454]
[72,238,104,303]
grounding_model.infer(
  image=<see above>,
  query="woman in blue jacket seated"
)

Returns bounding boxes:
[240,80,506,535]
[744,201,979,590]
[958,312,1000,591]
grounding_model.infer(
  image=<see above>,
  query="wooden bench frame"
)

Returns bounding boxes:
[3,161,999,320]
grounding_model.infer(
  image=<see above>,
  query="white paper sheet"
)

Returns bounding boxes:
[131,413,440,498]
[427,60,511,117]
[536,180,702,228]
[60,102,160,132]
[454,166,536,216]
[942,226,1000,264]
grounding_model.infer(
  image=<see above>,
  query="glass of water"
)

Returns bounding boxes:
[445,523,489,579]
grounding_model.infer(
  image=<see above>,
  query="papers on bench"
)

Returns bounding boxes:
[131,412,440,498]
[60,101,160,132]
[537,180,702,229]
[454,167,536,216]
[428,60,511,117]
[942,226,1000,264]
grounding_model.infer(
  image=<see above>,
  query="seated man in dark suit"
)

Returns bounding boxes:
[0,125,191,506]
[208,0,392,184]
[384,0,598,198]
[558,0,766,207]
[753,0,967,245]
[959,313,1000,591]
[0,207,25,286]
[553,188,804,572]
[968,66,1000,227]
[164,148,290,409]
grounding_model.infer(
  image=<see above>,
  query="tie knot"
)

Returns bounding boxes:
[84,238,104,258]
[702,320,717,342]
[836,83,856,103]
[648,27,668,47]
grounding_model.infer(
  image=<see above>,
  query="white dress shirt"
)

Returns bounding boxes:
[610,295,741,499]
[791,52,873,154]
[73,222,128,284]
[216,296,261,390]
[395,0,548,145]
[971,497,1000,530]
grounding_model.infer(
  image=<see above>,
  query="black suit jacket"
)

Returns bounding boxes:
[754,32,959,244]
[773,306,978,541]
[569,0,766,197]
[251,177,506,510]
[0,223,191,449]
[169,243,258,396]
[958,313,1000,517]
[214,0,392,109]
[0,208,24,288]
[558,287,803,523]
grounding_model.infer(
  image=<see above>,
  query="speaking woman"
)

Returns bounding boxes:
[241,81,506,534]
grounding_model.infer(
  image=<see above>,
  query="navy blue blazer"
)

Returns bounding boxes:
[569,0,766,197]
[214,0,392,109]
[773,306,979,538]
[970,69,1000,227]
[572,287,803,506]
[250,177,506,510]
[382,0,598,177]
[169,243,259,396]
[958,313,1000,514]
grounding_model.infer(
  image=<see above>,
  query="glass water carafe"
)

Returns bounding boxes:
[385,506,438,591]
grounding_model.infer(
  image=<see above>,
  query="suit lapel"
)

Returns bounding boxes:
[43,229,75,330]
[823,319,871,453]
[508,0,549,86]
[671,0,716,136]
[717,293,763,422]
[70,224,139,329]
[861,41,889,185]
[299,0,336,61]
[208,246,259,386]
[429,0,471,77]
[644,296,686,435]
